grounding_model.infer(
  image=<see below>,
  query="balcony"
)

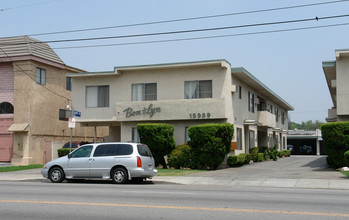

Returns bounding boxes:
[326,108,337,122]
[257,111,276,128]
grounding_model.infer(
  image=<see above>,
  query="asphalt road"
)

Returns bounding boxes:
[1,181,349,220]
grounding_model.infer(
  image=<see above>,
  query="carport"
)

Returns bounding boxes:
[287,129,324,155]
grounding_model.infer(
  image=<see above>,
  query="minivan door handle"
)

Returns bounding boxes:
[88,158,94,162]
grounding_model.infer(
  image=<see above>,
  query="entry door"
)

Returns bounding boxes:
[65,145,93,177]
[0,133,12,161]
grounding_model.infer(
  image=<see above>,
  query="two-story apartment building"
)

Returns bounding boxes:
[68,60,293,157]
[0,36,103,165]
[322,49,349,122]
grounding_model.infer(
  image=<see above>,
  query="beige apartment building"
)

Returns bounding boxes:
[68,60,293,158]
[0,36,103,165]
[323,49,349,122]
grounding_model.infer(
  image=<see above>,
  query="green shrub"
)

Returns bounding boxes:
[168,143,192,169]
[137,123,176,168]
[277,151,284,158]
[270,146,278,161]
[250,147,259,162]
[57,148,76,157]
[321,122,349,168]
[228,154,246,167]
[257,153,264,162]
[283,150,291,157]
[188,123,234,170]
[344,150,349,165]
[259,146,270,160]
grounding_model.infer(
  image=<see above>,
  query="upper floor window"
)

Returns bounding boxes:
[132,83,157,101]
[86,85,109,108]
[66,77,72,91]
[0,102,13,114]
[185,80,212,99]
[237,85,242,99]
[248,91,254,113]
[36,67,46,85]
[281,111,285,124]
[275,107,279,122]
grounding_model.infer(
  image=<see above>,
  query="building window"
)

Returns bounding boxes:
[248,92,254,113]
[185,80,212,99]
[281,111,285,124]
[36,67,46,85]
[66,77,72,91]
[275,107,279,122]
[238,86,242,99]
[0,102,13,114]
[269,134,273,147]
[185,126,191,143]
[132,83,157,101]
[237,128,242,150]
[132,128,140,143]
[86,85,109,107]
[249,130,255,149]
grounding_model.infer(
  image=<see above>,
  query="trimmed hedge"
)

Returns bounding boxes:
[57,148,76,157]
[188,123,234,170]
[257,153,264,162]
[344,150,349,165]
[228,155,246,167]
[168,143,192,169]
[250,147,259,162]
[321,122,349,168]
[137,123,176,168]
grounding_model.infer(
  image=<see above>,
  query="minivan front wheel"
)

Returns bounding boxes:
[49,167,65,183]
[112,168,128,184]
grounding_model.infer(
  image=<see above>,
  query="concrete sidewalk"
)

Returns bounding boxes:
[0,156,348,190]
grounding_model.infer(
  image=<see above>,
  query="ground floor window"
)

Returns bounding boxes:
[269,134,273,147]
[249,130,255,149]
[185,126,190,143]
[132,127,140,143]
[237,128,242,150]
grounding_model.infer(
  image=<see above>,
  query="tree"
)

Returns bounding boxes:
[137,123,176,169]
[289,120,324,130]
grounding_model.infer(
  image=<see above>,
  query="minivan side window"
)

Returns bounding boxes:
[115,144,133,156]
[137,144,152,157]
[93,144,116,157]
[71,145,93,158]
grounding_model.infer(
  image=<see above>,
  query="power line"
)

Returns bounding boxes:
[49,22,349,50]
[0,48,70,102]
[0,0,61,12]
[26,0,349,36]
[1,14,349,46]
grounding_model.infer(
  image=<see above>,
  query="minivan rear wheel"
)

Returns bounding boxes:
[112,168,128,184]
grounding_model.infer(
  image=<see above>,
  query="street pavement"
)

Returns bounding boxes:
[0,155,348,189]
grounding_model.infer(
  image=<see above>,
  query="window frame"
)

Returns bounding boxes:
[36,67,46,85]
[85,85,110,108]
[131,83,157,101]
[66,77,72,91]
[248,91,255,113]
[184,80,212,99]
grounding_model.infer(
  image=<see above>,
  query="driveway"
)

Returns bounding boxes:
[155,155,349,189]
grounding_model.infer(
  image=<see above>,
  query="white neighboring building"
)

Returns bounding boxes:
[323,49,349,122]
[68,60,293,157]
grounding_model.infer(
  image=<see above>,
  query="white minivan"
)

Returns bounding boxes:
[41,142,157,184]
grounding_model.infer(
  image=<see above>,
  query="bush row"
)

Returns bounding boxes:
[227,147,291,167]
[167,123,234,170]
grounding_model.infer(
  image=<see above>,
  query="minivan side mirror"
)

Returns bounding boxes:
[68,153,72,159]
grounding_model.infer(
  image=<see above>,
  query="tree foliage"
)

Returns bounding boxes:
[289,120,324,130]
[137,123,176,168]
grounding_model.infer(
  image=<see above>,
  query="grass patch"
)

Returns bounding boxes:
[157,168,207,176]
[340,171,349,177]
[0,164,43,172]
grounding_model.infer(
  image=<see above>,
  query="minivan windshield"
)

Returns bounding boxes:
[137,144,152,157]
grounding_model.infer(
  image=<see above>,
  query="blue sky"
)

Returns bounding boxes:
[2,0,349,123]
